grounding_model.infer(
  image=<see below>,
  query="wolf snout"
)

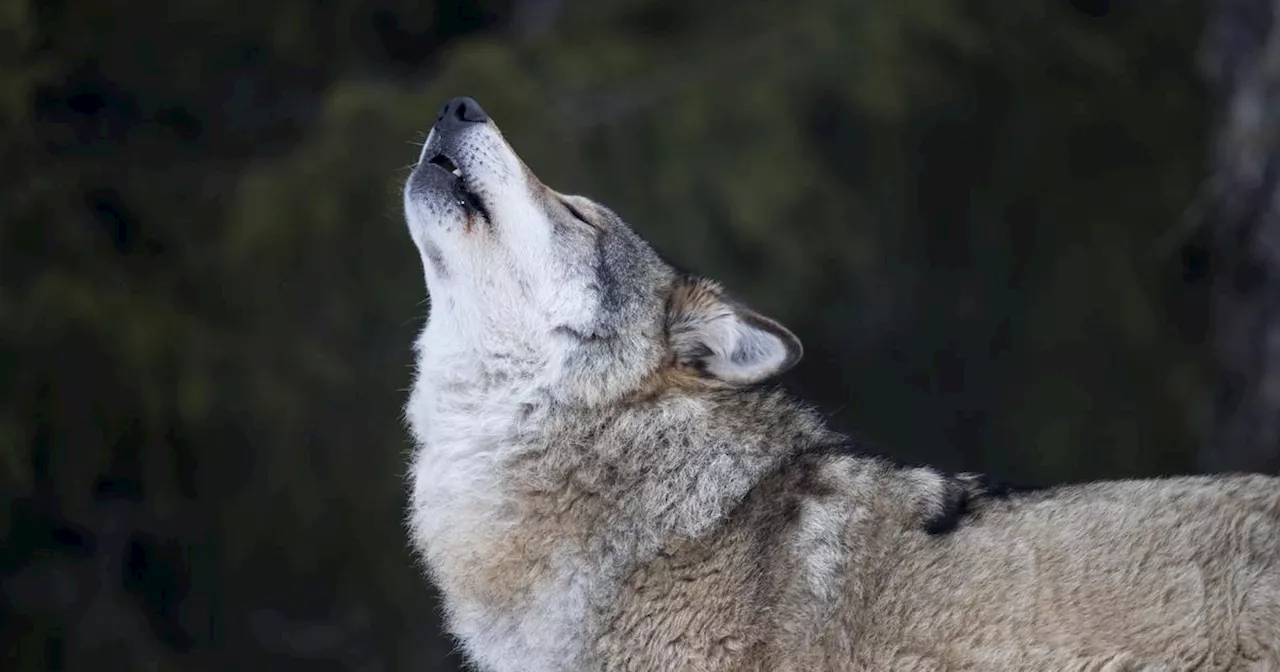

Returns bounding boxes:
[435,96,488,133]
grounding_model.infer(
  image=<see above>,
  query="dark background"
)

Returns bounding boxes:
[3,0,1278,670]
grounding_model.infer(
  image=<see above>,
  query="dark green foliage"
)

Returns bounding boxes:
[0,0,1211,668]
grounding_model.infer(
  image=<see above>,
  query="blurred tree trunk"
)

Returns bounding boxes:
[1201,0,1280,474]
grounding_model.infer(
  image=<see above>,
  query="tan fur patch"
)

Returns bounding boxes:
[618,278,752,403]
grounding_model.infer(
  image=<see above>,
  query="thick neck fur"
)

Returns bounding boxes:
[405,312,843,672]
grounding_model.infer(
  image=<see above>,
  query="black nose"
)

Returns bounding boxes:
[435,96,488,132]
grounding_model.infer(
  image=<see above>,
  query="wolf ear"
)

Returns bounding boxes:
[667,279,803,385]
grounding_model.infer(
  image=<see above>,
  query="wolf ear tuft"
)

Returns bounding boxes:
[667,278,803,385]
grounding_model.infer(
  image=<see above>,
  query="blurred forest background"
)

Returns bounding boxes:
[3,0,1280,669]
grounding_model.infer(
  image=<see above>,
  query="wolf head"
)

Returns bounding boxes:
[403,97,803,403]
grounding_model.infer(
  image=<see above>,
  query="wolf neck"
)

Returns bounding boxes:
[407,317,577,672]
[406,320,834,672]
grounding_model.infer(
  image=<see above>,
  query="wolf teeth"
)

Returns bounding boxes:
[451,168,462,177]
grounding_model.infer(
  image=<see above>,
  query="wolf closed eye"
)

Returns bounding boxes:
[402,96,1280,672]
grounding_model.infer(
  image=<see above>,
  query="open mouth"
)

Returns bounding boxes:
[426,152,489,220]
[428,153,462,178]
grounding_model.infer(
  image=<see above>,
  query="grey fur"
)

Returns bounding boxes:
[401,105,1280,672]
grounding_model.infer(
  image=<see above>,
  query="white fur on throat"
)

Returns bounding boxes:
[406,311,604,672]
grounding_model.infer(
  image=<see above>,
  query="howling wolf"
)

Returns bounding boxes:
[401,96,1280,672]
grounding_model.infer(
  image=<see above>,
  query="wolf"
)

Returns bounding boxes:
[401,96,1280,672]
